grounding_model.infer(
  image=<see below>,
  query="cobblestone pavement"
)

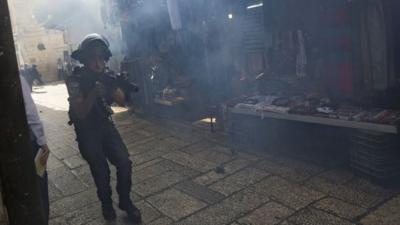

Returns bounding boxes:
[30,84,400,225]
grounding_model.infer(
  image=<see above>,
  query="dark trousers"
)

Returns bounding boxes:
[57,69,64,81]
[32,142,49,224]
[75,123,132,206]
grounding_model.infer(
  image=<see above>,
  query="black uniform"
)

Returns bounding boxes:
[66,67,132,207]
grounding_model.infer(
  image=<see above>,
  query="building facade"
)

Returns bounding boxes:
[8,0,68,82]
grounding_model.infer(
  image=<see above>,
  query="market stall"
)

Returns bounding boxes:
[222,0,400,180]
[115,0,210,120]
[112,0,400,179]
[225,94,400,179]
[227,100,398,134]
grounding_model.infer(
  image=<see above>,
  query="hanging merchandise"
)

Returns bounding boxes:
[367,0,389,90]
[296,30,307,77]
[167,0,182,30]
[319,0,353,94]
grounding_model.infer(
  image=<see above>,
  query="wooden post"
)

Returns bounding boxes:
[0,0,46,224]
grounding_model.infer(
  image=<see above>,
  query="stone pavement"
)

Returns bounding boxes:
[30,84,400,225]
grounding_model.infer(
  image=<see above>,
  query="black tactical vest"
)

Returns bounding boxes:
[66,67,114,130]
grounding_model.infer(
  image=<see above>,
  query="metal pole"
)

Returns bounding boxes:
[0,0,46,224]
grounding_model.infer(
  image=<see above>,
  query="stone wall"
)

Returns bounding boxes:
[9,0,68,82]
[18,29,67,82]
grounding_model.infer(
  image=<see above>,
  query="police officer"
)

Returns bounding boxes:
[66,34,142,223]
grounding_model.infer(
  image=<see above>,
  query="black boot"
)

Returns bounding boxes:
[102,203,116,221]
[119,201,142,224]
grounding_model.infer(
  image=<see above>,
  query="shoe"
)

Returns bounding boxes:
[119,202,142,224]
[102,204,116,221]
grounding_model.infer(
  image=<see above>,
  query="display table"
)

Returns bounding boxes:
[229,107,398,134]
[227,106,400,180]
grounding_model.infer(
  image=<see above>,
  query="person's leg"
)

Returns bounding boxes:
[38,172,49,224]
[31,142,49,224]
[27,76,34,91]
[37,75,44,85]
[58,69,63,80]
[103,125,141,223]
[61,70,66,81]
[76,130,115,220]
[103,125,132,204]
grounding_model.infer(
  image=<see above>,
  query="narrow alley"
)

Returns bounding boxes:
[31,83,400,225]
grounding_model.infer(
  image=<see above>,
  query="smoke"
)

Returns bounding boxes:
[34,0,103,33]
[31,0,125,70]
[29,0,247,74]
[25,0,253,92]
[108,0,256,110]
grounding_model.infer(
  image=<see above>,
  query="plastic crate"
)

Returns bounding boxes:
[349,130,400,180]
[351,130,399,146]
